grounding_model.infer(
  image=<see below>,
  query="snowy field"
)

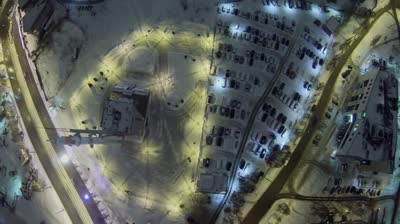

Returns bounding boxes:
[22,0,219,223]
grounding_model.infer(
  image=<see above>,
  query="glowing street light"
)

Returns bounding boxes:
[84,193,90,200]
[60,154,69,163]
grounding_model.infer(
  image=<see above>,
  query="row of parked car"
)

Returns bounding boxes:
[203,158,233,172]
[303,26,326,51]
[271,83,301,111]
[215,24,286,66]
[324,185,382,197]
[219,3,297,35]
[208,103,247,121]
[206,125,242,147]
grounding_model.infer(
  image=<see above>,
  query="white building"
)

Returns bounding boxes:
[335,68,398,183]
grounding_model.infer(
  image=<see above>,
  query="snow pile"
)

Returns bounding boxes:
[125,46,157,75]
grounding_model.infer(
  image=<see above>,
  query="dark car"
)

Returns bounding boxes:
[319,58,324,66]
[230,79,236,88]
[277,113,283,121]
[259,136,267,145]
[325,112,332,119]
[230,109,235,119]
[260,53,265,61]
[226,162,232,171]
[217,126,225,136]
[303,81,309,89]
[270,107,276,117]
[239,160,246,169]
[249,58,254,66]
[254,77,260,85]
[259,148,267,159]
[312,58,318,69]
[261,113,268,122]
[299,52,305,60]
[203,158,210,168]
[262,103,270,111]
[274,41,280,50]
[224,109,230,117]
[272,86,278,95]
[281,116,287,124]
[216,137,224,146]
[277,125,285,134]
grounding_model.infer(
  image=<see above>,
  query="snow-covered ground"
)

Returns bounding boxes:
[0,85,71,223]
[22,0,220,223]
[259,199,371,224]
[18,0,400,223]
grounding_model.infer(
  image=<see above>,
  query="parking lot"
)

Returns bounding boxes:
[197,0,338,209]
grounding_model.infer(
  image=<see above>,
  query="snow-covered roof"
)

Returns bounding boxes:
[336,68,398,174]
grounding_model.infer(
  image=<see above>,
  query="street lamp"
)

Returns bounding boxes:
[83,193,90,200]
[60,154,69,163]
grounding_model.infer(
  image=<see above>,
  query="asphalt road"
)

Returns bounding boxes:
[0,2,105,224]
[241,3,395,224]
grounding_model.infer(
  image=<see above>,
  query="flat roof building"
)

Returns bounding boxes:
[335,68,398,177]
[101,84,149,140]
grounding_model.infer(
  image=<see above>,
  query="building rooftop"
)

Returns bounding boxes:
[336,68,398,174]
[101,84,149,138]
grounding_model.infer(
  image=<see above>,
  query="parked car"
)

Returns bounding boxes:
[259,148,267,159]
[259,136,268,145]
[216,137,224,146]
[239,160,246,169]
[261,113,268,122]
[226,162,232,171]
